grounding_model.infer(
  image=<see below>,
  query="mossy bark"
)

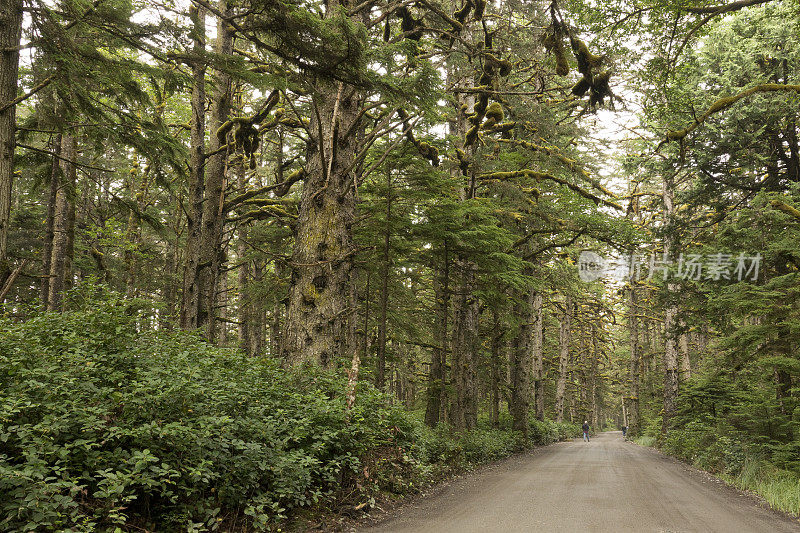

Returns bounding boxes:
[510,285,536,437]
[0,0,23,286]
[180,5,206,331]
[198,0,233,341]
[424,244,449,427]
[556,295,572,423]
[627,283,641,438]
[532,291,545,421]
[282,79,362,367]
[46,135,76,311]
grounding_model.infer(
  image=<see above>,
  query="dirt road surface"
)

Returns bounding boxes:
[357,431,800,533]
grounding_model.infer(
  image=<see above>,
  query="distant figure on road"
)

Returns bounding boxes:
[582,421,590,442]
[622,425,628,438]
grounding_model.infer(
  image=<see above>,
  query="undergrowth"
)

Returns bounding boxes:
[0,289,578,531]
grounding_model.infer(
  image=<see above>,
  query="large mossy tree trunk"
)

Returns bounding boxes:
[180,4,206,331]
[282,78,363,367]
[627,282,641,437]
[198,0,233,341]
[662,173,680,435]
[556,295,572,423]
[375,171,392,388]
[0,0,23,286]
[510,285,535,438]
[449,256,479,430]
[40,134,61,306]
[531,290,544,420]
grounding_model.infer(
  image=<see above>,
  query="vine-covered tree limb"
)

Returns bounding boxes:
[660,84,800,149]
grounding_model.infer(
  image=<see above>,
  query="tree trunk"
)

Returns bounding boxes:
[679,319,691,380]
[425,243,449,427]
[236,159,254,354]
[217,265,228,344]
[251,260,265,355]
[510,285,535,437]
[662,173,680,434]
[47,134,76,311]
[375,171,392,388]
[40,134,61,306]
[531,290,544,421]
[627,282,641,437]
[590,328,600,428]
[282,76,363,366]
[197,0,233,341]
[361,269,371,364]
[578,321,588,422]
[450,257,479,430]
[162,192,182,329]
[490,309,502,428]
[180,4,206,330]
[556,296,572,423]
[0,0,23,286]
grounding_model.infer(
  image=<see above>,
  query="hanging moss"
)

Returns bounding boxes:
[465,124,479,147]
[555,45,569,76]
[572,77,591,96]
[485,102,504,122]
[590,71,611,106]
[570,37,602,76]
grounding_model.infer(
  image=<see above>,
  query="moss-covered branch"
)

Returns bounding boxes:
[498,138,617,198]
[478,170,622,210]
[770,199,800,221]
[224,169,306,211]
[661,84,800,148]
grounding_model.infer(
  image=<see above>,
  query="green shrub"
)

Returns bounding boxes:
[0,292,413,531]
[527,418,580,445]
[0,289,582,531]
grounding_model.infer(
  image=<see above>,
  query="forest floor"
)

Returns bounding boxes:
[352,431,800,533]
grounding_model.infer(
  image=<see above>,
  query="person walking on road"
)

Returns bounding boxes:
[582,421,590,442]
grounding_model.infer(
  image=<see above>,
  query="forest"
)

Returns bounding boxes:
[0,0,798,531]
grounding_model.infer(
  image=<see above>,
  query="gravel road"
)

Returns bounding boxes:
[356,431,800,532]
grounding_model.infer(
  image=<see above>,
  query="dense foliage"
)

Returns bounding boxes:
[0,290,578,531]
[1,0,799,527]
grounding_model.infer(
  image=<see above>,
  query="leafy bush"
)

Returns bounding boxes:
[0,289,582,531]
[411,423,522,471]
[0,292,413,531]
[528,418,580,445]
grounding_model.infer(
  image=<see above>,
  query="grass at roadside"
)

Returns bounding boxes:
[721,460,800,516]
[631,431,799,517]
